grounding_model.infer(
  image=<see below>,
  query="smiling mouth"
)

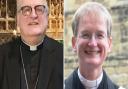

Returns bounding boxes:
[84,50,100,55]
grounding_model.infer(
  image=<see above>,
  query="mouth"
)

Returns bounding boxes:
[28,22,39,25]
[84,50,100,55]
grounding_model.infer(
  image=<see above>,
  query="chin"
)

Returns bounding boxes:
[27,32,43,37]
[31,29,44,34]
[82,57,103,67]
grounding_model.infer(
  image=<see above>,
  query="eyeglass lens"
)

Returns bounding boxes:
[21,5,45,16]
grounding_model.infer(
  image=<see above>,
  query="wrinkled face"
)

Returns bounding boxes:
[72,13,112,67]
[17,0,48,38]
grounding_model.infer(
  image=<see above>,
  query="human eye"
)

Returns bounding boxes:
[96,33,105,39]
[21,6,31,16]
[36,7,42,12]
[80,33,90,39]
[36,5,45,14]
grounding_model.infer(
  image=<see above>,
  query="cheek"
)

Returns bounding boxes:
[76,40,87,52]
[39,16,48,25]
[18,17,28,27]
[100,41,110,58]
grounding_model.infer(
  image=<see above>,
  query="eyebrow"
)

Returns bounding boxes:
[80,29,107,34]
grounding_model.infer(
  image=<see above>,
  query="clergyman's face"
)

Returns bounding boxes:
[17,0,48,38]
[72,13,112,67]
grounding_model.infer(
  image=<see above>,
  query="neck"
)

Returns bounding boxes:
[79,64,102,80]
[21,35,45,46]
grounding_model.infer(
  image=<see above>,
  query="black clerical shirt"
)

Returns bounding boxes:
[65,69,119,89]
[20,41,42,89]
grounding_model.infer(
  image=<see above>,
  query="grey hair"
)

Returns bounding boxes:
[72,2,112,37]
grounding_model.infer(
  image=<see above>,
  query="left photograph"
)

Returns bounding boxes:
[0,0,63,89]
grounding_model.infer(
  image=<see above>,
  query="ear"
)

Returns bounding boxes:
[108,36,112,52]
[72,36,77,52]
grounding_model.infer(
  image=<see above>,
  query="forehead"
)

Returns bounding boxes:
[79,11,106,25]
[78,11,107,33]
[17,0,47,6]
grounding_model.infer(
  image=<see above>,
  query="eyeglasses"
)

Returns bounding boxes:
[19,5,46,16]
[79,32,107,40]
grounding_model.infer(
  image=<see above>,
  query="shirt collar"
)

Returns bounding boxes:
[78,68,103,89]
[21,37,44,51]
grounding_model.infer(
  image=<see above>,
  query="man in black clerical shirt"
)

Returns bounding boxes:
[65,2,124,89]
[0,0,63,89]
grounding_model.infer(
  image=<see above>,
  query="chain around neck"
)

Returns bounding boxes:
[20,45,39,89]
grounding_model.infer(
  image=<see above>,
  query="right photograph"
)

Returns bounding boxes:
[64,0,128,89]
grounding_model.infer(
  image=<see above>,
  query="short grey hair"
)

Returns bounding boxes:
[72,2,112,37]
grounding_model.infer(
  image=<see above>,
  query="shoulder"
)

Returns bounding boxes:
[0,37,20,65]
[65,72,74,89]
[43,36,63,52]
[43,36,63,68]
[0,36,20,46]
[0,37,20,54]
[44,36,62,47]
[103,70,119,89]
[65,72,74,84]
[65,69,78,89]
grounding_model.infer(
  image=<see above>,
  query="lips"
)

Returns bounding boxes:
[28,22,39,25]
[84,50,100,55]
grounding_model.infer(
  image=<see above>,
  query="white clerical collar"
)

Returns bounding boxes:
[21,38,44,51]
[78,69,103,89]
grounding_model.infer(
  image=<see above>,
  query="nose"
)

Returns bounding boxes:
[30,9,38,19]
[88,36,97,47]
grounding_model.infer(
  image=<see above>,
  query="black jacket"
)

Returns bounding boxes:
[0,36,63,89]
[65,69,119,89]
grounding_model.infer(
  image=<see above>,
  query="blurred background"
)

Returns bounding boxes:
[64,0,128,88]
[0,0,63,44]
